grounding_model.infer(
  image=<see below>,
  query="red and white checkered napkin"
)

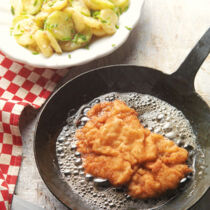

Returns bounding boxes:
[0,52,67,210]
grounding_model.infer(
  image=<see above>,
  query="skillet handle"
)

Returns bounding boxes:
[172,28,210,90]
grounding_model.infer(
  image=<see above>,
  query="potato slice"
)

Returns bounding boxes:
[35,11,50,27]
[72,0,90,16]
[12,15,30,26]
[44,11,74,41]
[72,10,86,33]
[13,17,38,46]
[45,30,62,54]
[22,0,43,15]
[112,0,129,12]
[60,28,92,51]
[67,7,101,32]
[27,42,40,53]
[42,0,68,12]
[92,28,106,36]
[34,30,53,57]
[63,7,74,16]
[72,29,92,45]
[83,0,114,10]
[100,9,118,34]
[83,16,101,29]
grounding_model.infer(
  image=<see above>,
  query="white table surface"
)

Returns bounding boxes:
[15,0,210,209]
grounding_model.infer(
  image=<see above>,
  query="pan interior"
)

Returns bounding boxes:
[56,92,205,210]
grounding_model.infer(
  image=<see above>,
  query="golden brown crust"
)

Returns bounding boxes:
[129,159,191,198]
[84,154,133,186]
[76,100,192,198]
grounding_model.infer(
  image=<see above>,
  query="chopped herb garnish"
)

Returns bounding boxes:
[112,44,116,47]
[81,11,89,17]
[14,33,23,36]
[20,11,27,15]
[32,52,39,55]
[80,34,87,41]
[101,19,108,24]
[125,26,132,31]
[11,6,15,15]
[48,1,55,7]
[113,7,120,16]
[71,29,76,34]
[44,19,47,26]
[84,44,89,49]
[10,27,14,36]
[33,0,38,6]
[115,25,119,29]
[61,37,71,41]
[68,54,71,59]
[44,23,58,30]
[72,34,78,43]
[91,11,100,19]
[124,6,129,12]
[72,33,87,43]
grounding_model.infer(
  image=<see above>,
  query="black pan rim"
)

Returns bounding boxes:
[33,64,210,210]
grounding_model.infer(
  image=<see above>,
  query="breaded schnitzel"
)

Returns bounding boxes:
[76,100,192,198]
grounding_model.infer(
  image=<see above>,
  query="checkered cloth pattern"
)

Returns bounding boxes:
[0,52,67,210]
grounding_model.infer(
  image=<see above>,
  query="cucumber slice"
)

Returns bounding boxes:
[22,0,43,15]
[84,0,114,10]
[13,17,38,46]
[44,11,74,41]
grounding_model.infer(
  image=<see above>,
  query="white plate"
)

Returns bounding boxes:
[0,0,144,69]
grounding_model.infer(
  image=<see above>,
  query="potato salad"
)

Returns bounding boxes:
[10,0,129,57]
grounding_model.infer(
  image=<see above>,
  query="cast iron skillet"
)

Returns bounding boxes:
[34,28,210,210]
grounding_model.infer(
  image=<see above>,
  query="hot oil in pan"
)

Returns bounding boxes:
[56,92,204,210]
